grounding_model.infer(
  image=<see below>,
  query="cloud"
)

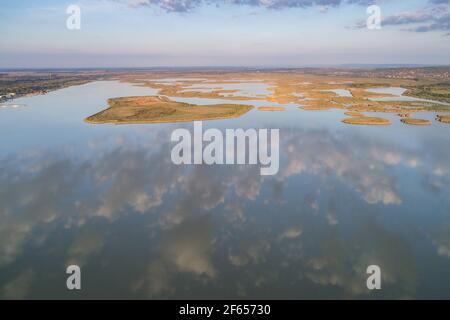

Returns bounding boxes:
[66,230,105,267]
[280,225,302,239]
[93,148,180,220]
[124,0,375,13]
[305,222,418,297]
[0,116,448,298]
[431,226,450,258]
[1,270,34,300]
[430,0,450,4]
[134,216,216,297]
[228,238,271,267]
[279,129,404,205]
[128,0,202,12]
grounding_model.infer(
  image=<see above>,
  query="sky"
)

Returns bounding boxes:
[0,0,449,68]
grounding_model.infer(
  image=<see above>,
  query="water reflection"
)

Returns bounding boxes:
[1,123,449,299]
[367,87,450,106]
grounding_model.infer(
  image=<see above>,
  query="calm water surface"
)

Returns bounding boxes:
[0,81,449,299]
[367,87,450,106]
[325,89,353,97]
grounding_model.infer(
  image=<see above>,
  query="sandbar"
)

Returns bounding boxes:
[258,106,285,111]
[400,118,431,125]
[342,116,391,125]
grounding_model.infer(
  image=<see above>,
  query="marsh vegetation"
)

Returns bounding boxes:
[85,96,253,124]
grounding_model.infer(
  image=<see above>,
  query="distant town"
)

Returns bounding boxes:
[299,66,450,80]
[0,70,114,103]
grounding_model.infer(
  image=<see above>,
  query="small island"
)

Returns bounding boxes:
[400,118,431,125]
[85,96,253,124]
[344,111,364,117]
[258,106,285,111]
[342,116,392,125]
[436,114,450,124]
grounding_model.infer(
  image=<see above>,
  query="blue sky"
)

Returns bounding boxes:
[0,0,449,67]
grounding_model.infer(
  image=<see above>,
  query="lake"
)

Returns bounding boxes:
[0,81,449,299]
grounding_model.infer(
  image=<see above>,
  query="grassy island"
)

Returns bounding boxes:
[400,118,431,125]
[342,116,391,125]
[85,96,253,124]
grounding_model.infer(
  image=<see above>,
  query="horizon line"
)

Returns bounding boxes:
[1,64,449,72]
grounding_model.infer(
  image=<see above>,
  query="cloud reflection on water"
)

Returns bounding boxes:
[0,125,449,299]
